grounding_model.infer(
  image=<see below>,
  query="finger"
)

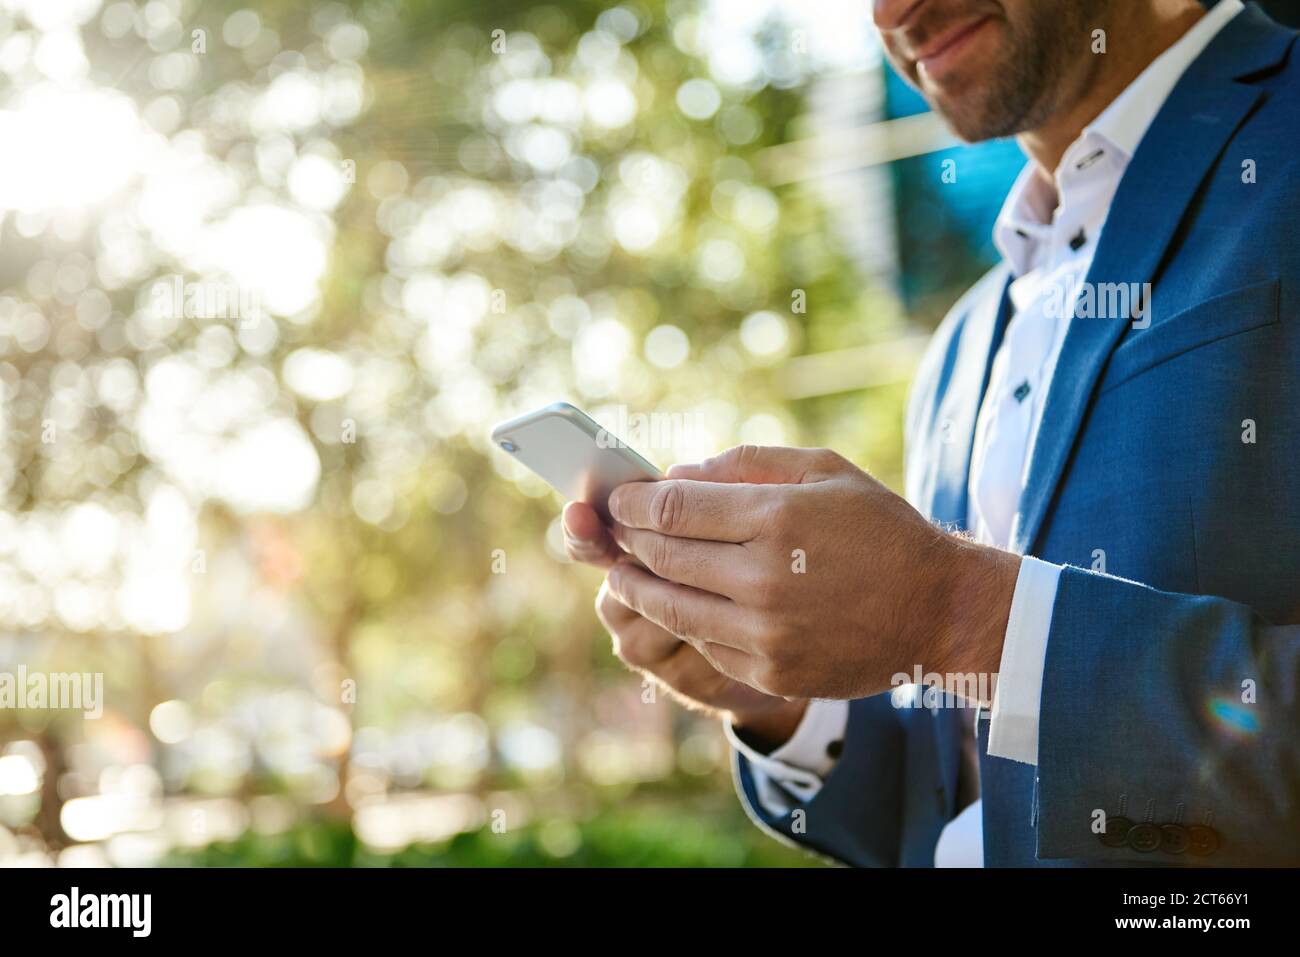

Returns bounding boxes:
[606,560,751,652]
[604,583,758,691]
[563,501,621,568]
[609,523,750,600]
[668,445,843,485]
[607,479,768,542]
[596,580,682,666]
[653,641,755,704]
[601,581,764,697]
[684,640,757,690]
[610,614,686,671]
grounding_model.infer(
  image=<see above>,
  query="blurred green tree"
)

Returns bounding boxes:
[0,0,909,866]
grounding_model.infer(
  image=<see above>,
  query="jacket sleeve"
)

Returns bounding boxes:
[1035,565,1300,864]
[732,693,913,867]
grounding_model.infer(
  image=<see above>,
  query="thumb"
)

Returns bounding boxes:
[667,445,839,485]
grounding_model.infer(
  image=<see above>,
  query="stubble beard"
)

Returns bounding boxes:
[914,0,1112,143]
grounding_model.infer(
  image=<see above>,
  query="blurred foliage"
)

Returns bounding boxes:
[165,798,823,867]
[0,0,912,866]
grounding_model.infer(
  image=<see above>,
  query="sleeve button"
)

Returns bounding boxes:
[1100,815,1134,847]
[1127,822,1162,852]
[1187,824,1220,856]
[1159,823,1188,854]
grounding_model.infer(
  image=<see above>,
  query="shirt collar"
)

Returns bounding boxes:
[1086,0,1244,161]
[994,164,1057,277]
[993,0,1244,276]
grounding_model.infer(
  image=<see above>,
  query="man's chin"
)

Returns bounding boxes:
[926,91,1021,144]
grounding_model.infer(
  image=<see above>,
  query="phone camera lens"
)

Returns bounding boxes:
[500,439,517,453]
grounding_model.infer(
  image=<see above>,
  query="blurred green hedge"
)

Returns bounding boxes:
[165,800,828,868]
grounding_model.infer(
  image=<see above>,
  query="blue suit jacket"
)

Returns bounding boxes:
[734,3,1300,867]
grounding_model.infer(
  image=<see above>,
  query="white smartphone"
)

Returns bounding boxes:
[491,401,662,520]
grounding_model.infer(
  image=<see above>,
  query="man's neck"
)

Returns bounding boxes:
[1018,0,1207,180]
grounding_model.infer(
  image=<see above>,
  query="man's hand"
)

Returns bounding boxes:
[562,500,807,748]
[603,445,1020,701]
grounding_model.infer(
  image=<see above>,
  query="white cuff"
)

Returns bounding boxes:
[986,555,1062,766]
[726,699,849,814]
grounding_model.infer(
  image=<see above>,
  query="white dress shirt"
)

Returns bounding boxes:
[727,0,1244,865]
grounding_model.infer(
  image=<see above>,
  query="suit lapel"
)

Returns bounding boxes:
[1009,8,1288,555]
[917,274,1012,810]
[923,272,1013,532]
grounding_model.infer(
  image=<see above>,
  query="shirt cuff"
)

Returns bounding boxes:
[725,699,849,814]
[986,555,1062,766]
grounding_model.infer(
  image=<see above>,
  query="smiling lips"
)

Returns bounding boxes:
[914,14,995,79]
